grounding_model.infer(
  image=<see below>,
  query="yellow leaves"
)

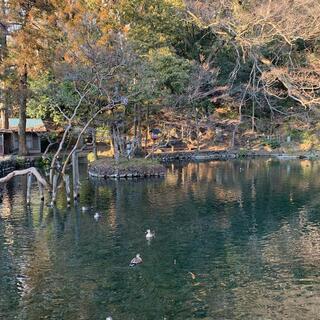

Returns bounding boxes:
[149,46,172,57]
[85,0,100,9]
[231,0,244,15]
[299,141,313,152]
[163,0,184,9]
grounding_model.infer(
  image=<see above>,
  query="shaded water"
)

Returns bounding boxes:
[1,159,320,319]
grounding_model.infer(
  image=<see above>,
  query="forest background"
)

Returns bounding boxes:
[1,0,320,156]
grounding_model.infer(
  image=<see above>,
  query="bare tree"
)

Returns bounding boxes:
[186,0,320,123]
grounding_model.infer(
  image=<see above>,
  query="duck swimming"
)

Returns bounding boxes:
[129,254,143,267]
[145,229,155,240]
[94,212,100,221]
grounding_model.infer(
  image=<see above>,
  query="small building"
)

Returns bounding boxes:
[0,118,47,156]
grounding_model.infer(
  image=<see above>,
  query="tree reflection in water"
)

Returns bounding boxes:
[1,159,320,319]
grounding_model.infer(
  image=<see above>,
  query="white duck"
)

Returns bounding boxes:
[94,212,100,221]
[106,317,113,320]
[129,254,143,267]
[145,229,155,240]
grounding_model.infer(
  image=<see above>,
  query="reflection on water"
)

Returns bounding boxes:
[2,159,320,319]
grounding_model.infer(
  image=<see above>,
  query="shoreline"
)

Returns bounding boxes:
[152,149,318,162]
[0,149,318,179]
[88,150,318,180]
[0,156,40,177]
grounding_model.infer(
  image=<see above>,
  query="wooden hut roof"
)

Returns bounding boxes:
[0,119,47,133]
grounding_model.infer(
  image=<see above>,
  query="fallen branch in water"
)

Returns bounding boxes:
[0,167,49,189]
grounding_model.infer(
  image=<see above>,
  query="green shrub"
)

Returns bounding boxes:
[15,156,26,168]
[261,138,281,149]
[238,148,249,157]
[35,156,52,170]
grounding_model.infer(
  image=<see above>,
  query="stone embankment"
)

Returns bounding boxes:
[153,150,240,162]
[0,156,39,177]
[89,158,166,179]
[152,149,317,162]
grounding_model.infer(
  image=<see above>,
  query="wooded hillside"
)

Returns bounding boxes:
[1,0,320,154]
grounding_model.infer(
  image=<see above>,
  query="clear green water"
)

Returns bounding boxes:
[1,159,320,319]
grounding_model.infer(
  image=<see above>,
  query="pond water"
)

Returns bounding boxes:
[1,159,320,319]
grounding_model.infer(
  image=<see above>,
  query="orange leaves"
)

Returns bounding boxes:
[2,1,59,77]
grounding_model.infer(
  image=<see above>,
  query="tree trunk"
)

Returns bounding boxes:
[145,105,150,148]
[195,109,200,152]
[92,128,98,160]
[0,167,48,203]
[0,74,8,129]
[51,174,58,205]
[37,179,44,201]
[18,64,28,156]
[72,152,79,200]
[0,167,48,188]
[112,126,119,162]
[0,107,8,129]
[231,124,238,149]
[138,105,142,148]
[251,100,255,133]
[133,103,137,142]
[26,173,32,205]
[50,123,71,184]
[116,125,125,156]
[0,12,9,130]
[64,174,71,206]
[239,103,242,123]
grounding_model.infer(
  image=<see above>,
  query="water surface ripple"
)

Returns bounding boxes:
[1,159,320,319]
